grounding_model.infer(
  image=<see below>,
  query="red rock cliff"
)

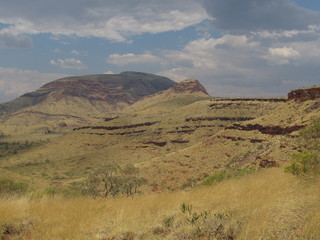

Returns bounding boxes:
[288,86,320,101]
[172,79,209,95]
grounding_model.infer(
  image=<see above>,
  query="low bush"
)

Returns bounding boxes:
[202,167,255,186]
[285,117,320,176]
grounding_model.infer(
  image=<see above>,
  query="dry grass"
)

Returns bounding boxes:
[1,168,319,240]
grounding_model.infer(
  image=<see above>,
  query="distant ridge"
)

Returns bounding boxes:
[0,72,175,134]
[0,72,175,115]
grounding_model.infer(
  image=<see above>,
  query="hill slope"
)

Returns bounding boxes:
[0,81,286,184]
[125,78,209,112]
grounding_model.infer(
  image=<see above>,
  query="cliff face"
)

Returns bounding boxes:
[171,79,209,95]
[288,86,320,101]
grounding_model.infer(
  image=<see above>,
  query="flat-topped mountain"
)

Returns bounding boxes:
[0,72,175,115]
[0,72,175,134]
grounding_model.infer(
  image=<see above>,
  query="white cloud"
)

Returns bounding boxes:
[53,48,62,53]
[70,50,81,55]
[158,31,320,96]
[269,47,300,58]
[0,31,32,48]
[0,67,66,102]
[108,53,163,66]
[0,0,207,42]
[50,58,87,70]
[267,47,300,64]
[104,70,114,74]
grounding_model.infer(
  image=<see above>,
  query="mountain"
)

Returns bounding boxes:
[0,72,175,134]
[0,72,175,114]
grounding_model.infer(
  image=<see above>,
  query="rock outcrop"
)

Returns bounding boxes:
[171,78,208,95]
[125,78,209,112]
[288,86,320,101]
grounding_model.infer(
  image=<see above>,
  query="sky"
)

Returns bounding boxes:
[0,0,320,102]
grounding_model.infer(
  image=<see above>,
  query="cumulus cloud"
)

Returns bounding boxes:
[0,31,32,48]
[200,0,320,32]
[0,0,207,42]
[70,50,81,55]
[104,70,114,74]
[267,47,300,64]
[0,67,66,102]
[108,53,163,66]
[157,31,320,97]
[50,58,87,70]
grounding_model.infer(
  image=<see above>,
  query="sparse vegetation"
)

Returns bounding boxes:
[202,167,256,186]
[64,163,148,198]
[285,117,320,176]
[0,80,319,239]
[0,178,28,197]
[1,168,319,239]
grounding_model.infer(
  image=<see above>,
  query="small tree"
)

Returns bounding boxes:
[120,164,148,196]
[80,162,148,198]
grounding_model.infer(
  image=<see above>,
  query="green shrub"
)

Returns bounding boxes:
[163,216,174,228]
[64,163,148,199]
[285,151,319,175]
[202,167,255,186]
[179,203,234,239]
[285,117,320,176]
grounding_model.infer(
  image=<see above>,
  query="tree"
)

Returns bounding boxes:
[81,162,148,198]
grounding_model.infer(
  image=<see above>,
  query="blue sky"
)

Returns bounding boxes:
[0,0,320,102]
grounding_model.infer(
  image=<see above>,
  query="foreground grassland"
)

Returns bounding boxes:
[1,168,320,240]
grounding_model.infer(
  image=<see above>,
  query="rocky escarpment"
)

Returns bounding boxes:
[226,123,305,135]
[125,78,210,112]
[288,86,320,101]
[171,78,208,95]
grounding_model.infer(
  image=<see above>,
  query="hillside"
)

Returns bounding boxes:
[0,79,287,185]
[0,72,175,135]
[125,78,210,112]
[0,84,319,240]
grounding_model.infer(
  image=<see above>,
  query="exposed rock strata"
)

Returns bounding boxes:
[288,86,320,101]
[171,78,208,95]
[226,123,305,135]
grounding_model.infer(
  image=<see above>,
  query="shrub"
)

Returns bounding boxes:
[285,117,320,176]
[179,203,234,239]
[71,163,148,198]
[163,216,174,228]
[285,150,319,175]
[202,167,255,186]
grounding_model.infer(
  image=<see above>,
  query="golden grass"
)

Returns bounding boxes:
[1,168,319,239]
